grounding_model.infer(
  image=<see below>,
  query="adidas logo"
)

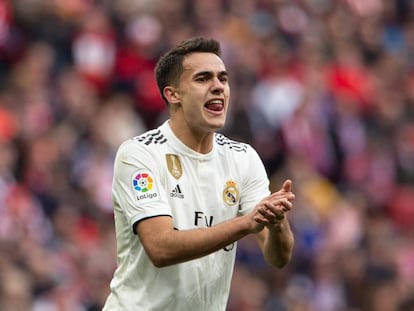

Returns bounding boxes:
[170,184,184,199]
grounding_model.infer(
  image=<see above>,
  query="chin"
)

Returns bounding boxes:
[200,113,227,131]
[211,114,227,125]
[210,119,226,130]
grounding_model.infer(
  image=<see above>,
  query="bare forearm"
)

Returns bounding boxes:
[262,217,294,268]
[157,223,245,266]
[137,215,261,267]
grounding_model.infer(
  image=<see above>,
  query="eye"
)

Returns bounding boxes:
[196,76,208,82]
[219,76,228,83]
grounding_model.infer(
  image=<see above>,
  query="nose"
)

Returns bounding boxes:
[211,77,225,94]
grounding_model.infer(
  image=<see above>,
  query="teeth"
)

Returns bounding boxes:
[208,100,223,104]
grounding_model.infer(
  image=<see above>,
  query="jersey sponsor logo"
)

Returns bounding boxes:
[166,154,183,179]
[194,211,213,227]
[222,180,239,206]
[170,184,184,199]
[131,170,159,203]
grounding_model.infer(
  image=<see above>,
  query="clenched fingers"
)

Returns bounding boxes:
[269,190,295,202]
[254,199,292,225]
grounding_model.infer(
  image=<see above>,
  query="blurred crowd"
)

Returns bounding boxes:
[1,0,414,310]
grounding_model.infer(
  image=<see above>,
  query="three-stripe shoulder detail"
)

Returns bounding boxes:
[134,130,167,145]
[215,134,247,152]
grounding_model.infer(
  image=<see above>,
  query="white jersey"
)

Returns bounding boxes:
[103,120,270,311]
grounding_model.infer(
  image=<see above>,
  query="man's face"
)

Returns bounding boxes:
[173,52,230,134]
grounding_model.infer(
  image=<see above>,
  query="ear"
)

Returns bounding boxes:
[163,86,180,105]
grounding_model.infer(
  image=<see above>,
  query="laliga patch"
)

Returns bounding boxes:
[222,180,240,206]
[131,170,160,204]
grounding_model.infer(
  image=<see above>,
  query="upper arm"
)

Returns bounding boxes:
[135,215,175,242]
[134,216,175,266]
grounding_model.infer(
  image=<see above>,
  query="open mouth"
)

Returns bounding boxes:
[204,99,224,112]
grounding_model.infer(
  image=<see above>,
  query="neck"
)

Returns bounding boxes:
[169,119,214,154]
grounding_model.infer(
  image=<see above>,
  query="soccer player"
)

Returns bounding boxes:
[102,37,295,311]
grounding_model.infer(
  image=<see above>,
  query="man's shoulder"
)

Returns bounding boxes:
[116,128,168,157]
[132,128,168,147]
[214,133,249,153]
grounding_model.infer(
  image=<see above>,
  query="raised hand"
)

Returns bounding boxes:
[253,179,295,228]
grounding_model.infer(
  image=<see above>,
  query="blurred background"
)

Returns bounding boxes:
[0,0,414,310]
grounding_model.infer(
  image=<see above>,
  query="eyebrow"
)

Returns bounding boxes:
[193,70,228,78]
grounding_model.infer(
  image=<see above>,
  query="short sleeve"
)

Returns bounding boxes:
[112,140,172,231]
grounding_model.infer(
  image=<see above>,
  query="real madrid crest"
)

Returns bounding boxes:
[222,180,239,206]
[166,154,183,179]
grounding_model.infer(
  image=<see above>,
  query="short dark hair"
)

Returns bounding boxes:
[155,37,222,104]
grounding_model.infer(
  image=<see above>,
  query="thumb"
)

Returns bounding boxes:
[281,179,292,192]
